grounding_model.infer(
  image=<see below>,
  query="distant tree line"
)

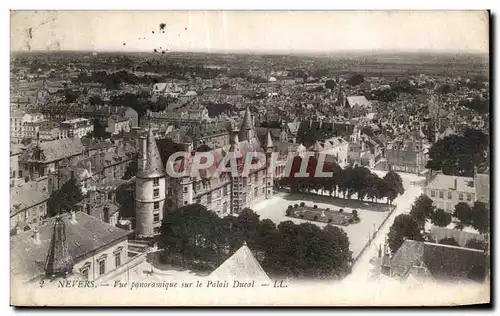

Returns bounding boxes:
[278,156,405,205]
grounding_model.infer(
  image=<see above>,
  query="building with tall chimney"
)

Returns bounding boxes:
[135,128,167,238]
[10,211,139,284]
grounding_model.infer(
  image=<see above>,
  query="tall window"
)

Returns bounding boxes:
[153,178,159,187]
[153,188,159,198]
[114,252,121,268]
[439,191,444,199]
[467,194,472,201]
[223,185,228,196]
[459,193,464,200]
[154,202,159,210]
[431,190,436,197]
[254,187,258,198]
[98,259,106,276]
[207,192,212,204]
[153,213,160,223]
[447,191,452,200]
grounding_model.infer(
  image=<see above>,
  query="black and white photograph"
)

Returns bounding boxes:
[8,10,490,306]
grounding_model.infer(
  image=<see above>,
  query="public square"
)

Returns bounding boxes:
[253,170,426,261]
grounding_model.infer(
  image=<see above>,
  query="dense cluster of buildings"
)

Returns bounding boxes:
[10,57,489,288]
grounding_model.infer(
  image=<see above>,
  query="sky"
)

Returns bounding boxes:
[10,11,489,54]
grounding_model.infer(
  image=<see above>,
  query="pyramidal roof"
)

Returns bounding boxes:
[137,128,166,178]
[209,243,271,283]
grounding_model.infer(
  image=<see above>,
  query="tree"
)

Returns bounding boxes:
[471,201,489,234]
[262,221,352,278]
[409,194,435,227]
[47,178,83,217]
[91,118,111,140]
[346,74,364,86]
[439,237,460,247]
[464,239,486,251]
[383,171,405,205]
[426,128,489,177]
[453,202,473,227]
[115,183,135,218]
[223,208,261,252]
[324,79,337,90]
[159,204,227,266]
[387,214,423,254]
[122,157,138,180]
[429,208,452,227]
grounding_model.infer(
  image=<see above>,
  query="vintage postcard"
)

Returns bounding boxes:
[9,10,490,306]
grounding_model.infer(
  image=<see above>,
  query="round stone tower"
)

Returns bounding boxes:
[135,127,166,238]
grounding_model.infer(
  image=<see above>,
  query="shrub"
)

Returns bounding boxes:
[352,210,358,217]
[348,218,354,224]
[339,208,344,213]
[328,218,333,223]
[294,204,299,208]
[300,202,305,207]
[326,208,330,212]
[299,214,304,218]
[288,205,293,210]
[286,209,292,216]
[314,216,318,221]
[313,205,318,209]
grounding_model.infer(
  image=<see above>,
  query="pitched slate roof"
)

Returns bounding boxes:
[391,240,486,283]
[10,181,50,216]
[23,138,85,163]
[210,243,271,282]
[10,212,132,283]
[426,174,475,193]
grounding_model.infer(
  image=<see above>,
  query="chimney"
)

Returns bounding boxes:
[33,228,41,245]
[86,160,92,173]
[86,203,91,215]
[103,205,110,223]
[89,190,96,201]
[70,210,77,223]
[454,178,457,190]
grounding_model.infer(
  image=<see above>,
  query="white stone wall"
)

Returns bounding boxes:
[73,238,129,281]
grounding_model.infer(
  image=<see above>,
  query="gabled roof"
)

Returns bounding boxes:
[22,138,85,163]
[210,243,271,282]
[10,212,132,283]
[391,240,486,283]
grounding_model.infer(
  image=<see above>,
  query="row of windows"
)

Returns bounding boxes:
[80,249,123,279]
[430,190,472,201]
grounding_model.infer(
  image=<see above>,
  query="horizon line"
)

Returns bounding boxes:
[10,48,489,56]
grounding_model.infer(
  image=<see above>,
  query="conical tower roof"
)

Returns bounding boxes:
[265,131,274,149]
[137,128,166,178]
[238,107,254,141]
[45,214,74,277]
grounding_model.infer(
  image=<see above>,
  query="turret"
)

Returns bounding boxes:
[238,107,254,141]
[135,127,166,238]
